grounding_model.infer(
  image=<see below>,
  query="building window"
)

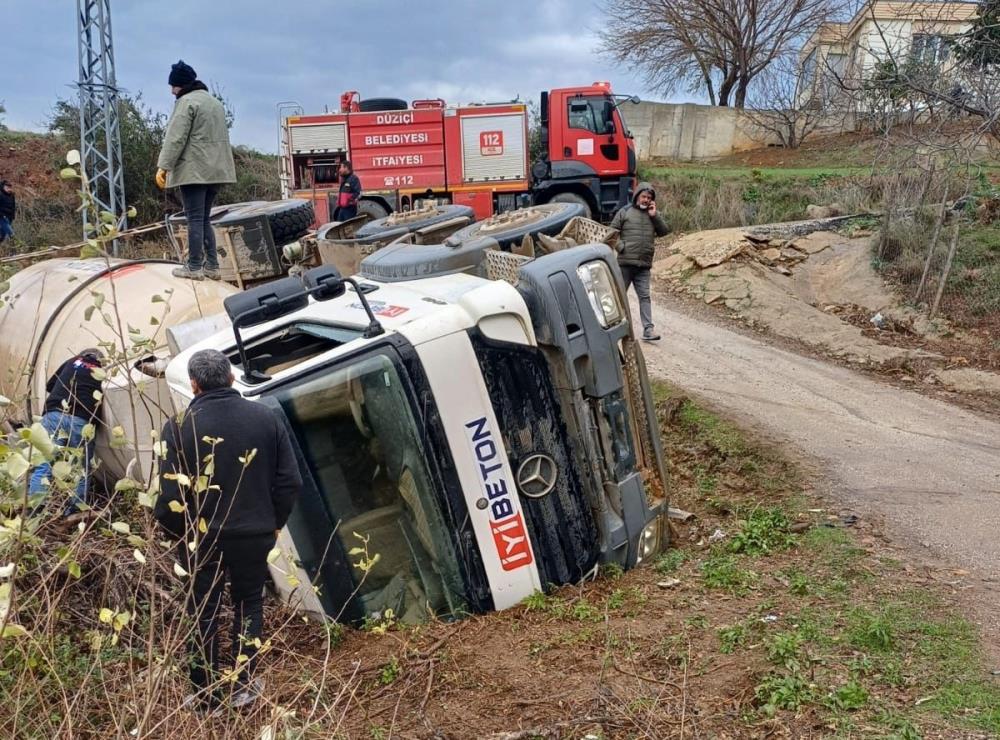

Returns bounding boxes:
[801,48,819,90]
[820,53,846,98]
[911,34,951,66]
[828,53,847,78]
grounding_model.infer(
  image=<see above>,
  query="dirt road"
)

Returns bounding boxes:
[638,293,1000,636]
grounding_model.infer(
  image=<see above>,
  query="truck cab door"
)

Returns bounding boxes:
[554,94,626,176]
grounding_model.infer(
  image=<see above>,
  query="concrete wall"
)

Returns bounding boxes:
[626,101,781,161]
[626,100,856,161]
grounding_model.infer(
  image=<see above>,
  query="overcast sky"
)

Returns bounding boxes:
[4,0,689,153]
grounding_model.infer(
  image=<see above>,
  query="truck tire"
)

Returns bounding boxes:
[445,202,586,249]
[357,200,390,221]
[166,201,267,227]
[548,192,593,220]
[215,200,316,246]
[358,98,408,112]
[355,204,475,238]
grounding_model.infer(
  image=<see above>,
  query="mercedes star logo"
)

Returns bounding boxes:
[516,454,558,498]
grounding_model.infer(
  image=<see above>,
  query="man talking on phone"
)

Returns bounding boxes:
[610,182,670,341]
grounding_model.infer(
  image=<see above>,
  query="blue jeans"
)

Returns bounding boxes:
[28,411,93,512]
[0,216,13,243]
[180,184,220,271]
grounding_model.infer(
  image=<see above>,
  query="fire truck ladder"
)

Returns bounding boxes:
[277,101,303,200]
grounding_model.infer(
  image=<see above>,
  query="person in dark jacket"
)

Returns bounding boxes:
[28,349,104,512]
[609,182,670,341]
[155,349,301,710]
[332,160,362,221]
[156,60,237,281]
[0,180,16,244]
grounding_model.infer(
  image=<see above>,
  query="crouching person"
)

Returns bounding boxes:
[154,349,301,711]
[28,349,104,514]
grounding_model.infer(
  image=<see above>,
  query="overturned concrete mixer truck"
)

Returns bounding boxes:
[1,210,669,625]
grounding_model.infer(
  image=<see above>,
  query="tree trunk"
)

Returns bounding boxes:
[930,221,961,319]
[704,75,717,107]
[698,61,717,106]
[916,165,935,208]
[718,70,737,107]
[915,191,949,302]
[734,77,752,108]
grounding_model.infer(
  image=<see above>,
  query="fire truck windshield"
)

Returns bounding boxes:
[270,350,468,623]
[568,95,617,135]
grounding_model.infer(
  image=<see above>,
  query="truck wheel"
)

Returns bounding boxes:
[358,98,408,112]
[167,201,267,227]
[549,192,593,220]
[355,204,475,238]
[357,200,390,221]
[216,200,316,246]
[445,202,586,249]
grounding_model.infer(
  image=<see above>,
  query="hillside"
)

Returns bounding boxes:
[642,135,1000,335]
[0,131,80,248]
[0,128,279,253]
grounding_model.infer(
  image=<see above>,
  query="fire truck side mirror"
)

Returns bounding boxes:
[303,265,346,301]
[629,95,641,105]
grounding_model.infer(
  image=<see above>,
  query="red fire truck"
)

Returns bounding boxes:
[280,83,639,224]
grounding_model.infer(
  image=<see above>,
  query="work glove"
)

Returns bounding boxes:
[155,168,167,190]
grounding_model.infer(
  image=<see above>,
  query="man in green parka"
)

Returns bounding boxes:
[609,182,670,341]
[157,60,236,281]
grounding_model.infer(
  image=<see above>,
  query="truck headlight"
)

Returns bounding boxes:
[577,261,624,328]
[634,519,661,566]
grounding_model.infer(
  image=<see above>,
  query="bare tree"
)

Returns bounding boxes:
[599,0,842,107]
[742,57,843,147]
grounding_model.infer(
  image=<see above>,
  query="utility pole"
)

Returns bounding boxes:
[77,0,126,252]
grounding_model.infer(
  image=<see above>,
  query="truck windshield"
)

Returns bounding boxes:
[272,351,467,623]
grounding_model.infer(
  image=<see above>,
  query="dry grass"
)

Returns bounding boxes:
[3,383,997,738]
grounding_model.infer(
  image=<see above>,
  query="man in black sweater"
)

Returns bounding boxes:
[332,160,362,221]
[28,349,104,512]
[0,180,15,244]
[155,349,301,710]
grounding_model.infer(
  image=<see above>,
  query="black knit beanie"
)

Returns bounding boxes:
[168,60,197,87]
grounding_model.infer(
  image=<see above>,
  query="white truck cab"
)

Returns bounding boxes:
[166,243,668,624]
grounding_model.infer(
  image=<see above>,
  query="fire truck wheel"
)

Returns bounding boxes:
[357,200,390,221]
[444,201,586,249]
[355,204,476,238]
[215,200,316,246]
[548,192,593,220]
[357,98,409,112]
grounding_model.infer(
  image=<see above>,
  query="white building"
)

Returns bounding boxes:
[797,1,980,109]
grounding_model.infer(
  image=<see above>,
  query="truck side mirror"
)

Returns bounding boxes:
[224,276,308,328]
[303,265,346,300]
[224,276,311,384]
[629,95,641,105]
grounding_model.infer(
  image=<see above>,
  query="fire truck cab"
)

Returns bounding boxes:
[281,83,638,225]
[532,83,639,222]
